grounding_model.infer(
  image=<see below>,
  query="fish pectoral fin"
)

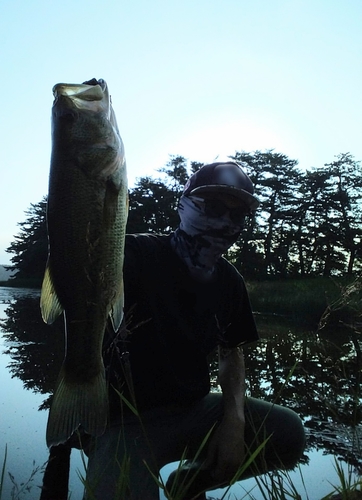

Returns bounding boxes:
[46,367,108,447]
[40,263,64,324]
[109,281,124,332]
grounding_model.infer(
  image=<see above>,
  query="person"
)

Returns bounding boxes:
[83,162,306,500]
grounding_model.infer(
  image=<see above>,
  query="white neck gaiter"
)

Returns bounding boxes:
[171,195,242,281]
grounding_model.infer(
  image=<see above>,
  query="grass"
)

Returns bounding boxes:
[1,443,361,499]
[247,276,362,327]
[0,445,46,500]
[249,459,362,500]
[253,466,308,500]
[0,446,6,500]
[322,458,362,500]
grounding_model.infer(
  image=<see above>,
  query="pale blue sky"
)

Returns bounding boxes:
[1,0,361,264]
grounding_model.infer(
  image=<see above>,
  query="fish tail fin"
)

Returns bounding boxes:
[46,366,108,448]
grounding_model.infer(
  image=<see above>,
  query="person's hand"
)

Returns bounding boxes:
[203,415,245,484]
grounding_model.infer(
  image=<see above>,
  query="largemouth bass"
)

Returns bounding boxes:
[40,78,128,447]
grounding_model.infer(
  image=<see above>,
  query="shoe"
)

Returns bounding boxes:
[165,460,217,499]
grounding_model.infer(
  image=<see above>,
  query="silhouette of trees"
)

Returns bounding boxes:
[5,151,362,282]
[6,197,48,286]
[231,150,362,278]
[127,155,190,233]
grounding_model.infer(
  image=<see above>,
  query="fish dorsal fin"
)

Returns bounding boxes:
[109,280,124,332]
[40,262,64,324]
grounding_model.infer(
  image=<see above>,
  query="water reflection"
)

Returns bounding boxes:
[246,317,362,472]
[1,292,361,475]
[213,315,362,473]
[0,292,64,410]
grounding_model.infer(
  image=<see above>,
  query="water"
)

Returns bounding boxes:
[0,286,360,499]
[0,287,86,499]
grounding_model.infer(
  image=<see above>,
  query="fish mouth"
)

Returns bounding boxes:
[52,78,110,114]
[53,78,107,99]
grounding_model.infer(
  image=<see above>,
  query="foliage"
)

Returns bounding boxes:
[230,151,362,278]
[5,151,362,283]
[127,155,203,234]
[5,197,48,287]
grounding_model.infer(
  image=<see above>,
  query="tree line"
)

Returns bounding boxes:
[5,150,362,284]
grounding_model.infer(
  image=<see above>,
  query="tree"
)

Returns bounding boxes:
[6,198,48,286]
[231,150,362,277]
[6,152,362,283]
[324,153,362,274]
[299,154,362,276]
[231,150,303,278]
[126,155,198,234]
[126,176,179,233]
[157,154,191,188]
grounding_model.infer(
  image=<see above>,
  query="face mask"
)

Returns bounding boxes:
[171,195,243,280]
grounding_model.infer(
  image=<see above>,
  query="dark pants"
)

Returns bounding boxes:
[84,394,305,500]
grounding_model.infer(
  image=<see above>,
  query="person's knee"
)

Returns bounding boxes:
[268,406,306,469]
[245,399,306,473]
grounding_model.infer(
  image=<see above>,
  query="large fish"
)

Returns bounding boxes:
[40,78,128,447]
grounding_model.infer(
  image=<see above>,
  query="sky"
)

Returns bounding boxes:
[1,0,361,265]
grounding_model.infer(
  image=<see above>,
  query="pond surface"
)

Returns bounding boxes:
[0,286,361,499]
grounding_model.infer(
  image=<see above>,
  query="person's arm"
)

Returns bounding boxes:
[204,345,246,482]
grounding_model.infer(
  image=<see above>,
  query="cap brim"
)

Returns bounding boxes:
[190,185,260,211]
